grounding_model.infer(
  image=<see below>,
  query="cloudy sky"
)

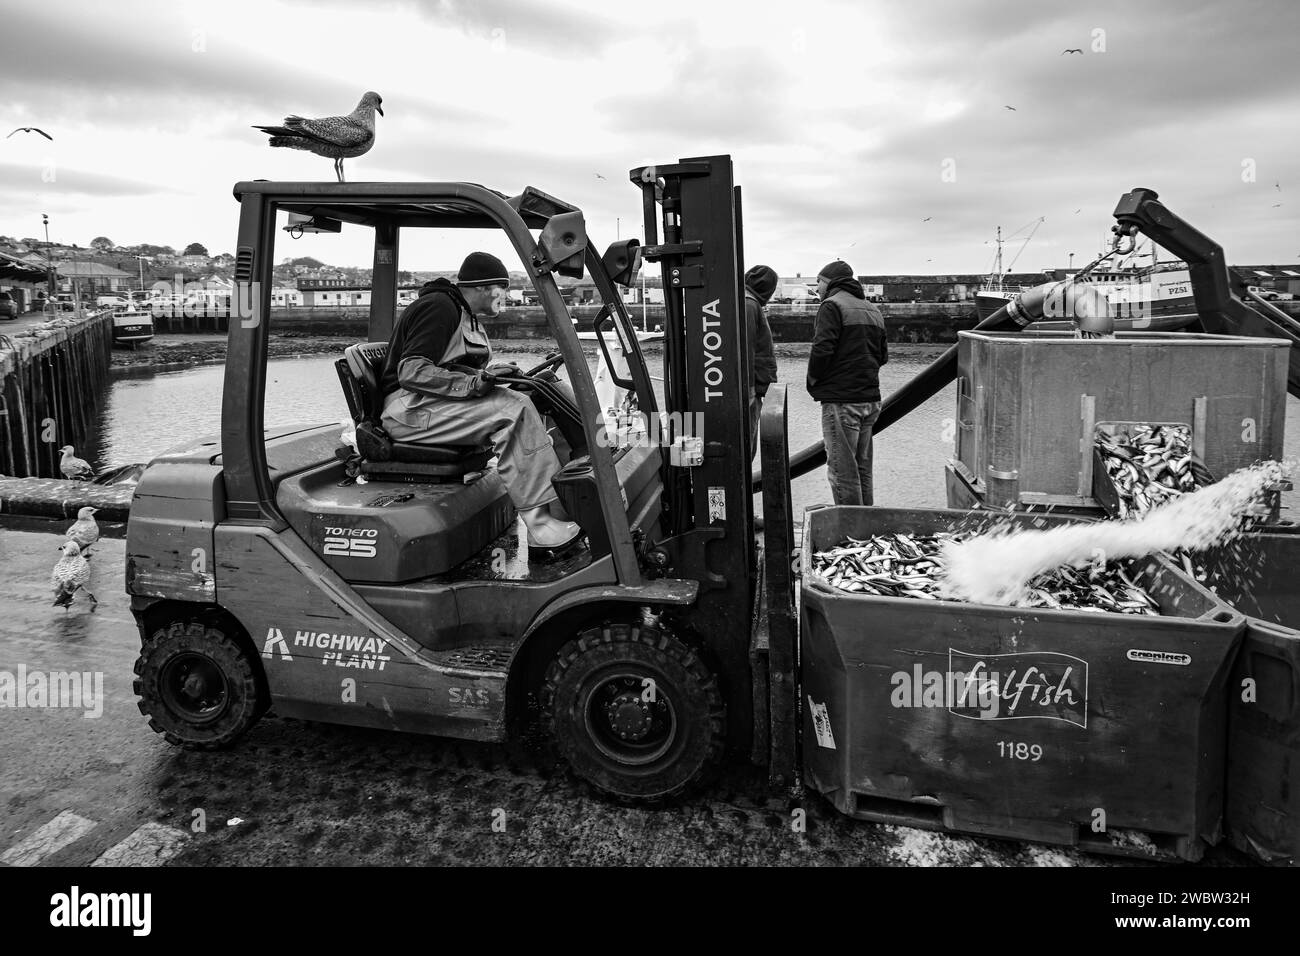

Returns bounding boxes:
[2,0,1297,277]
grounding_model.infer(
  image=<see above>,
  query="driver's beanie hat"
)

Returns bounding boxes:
[458,252,510,288]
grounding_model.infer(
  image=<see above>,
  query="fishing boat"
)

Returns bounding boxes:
[973,223,1044,321]
[111,304,155,347]
[976,236,1198,331]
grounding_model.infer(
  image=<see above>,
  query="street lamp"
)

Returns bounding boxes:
[41,213,54,311]
[1069,252,1076,270]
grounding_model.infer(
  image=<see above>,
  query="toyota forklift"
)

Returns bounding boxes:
[126,156,802,801]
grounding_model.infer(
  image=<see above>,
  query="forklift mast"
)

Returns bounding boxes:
[632,156,758,754]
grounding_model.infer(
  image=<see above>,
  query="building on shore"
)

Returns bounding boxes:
[0,249,51,311]
[54,260,134,295]
[1232,265,1300,296]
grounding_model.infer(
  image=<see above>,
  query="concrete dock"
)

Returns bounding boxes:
[0,525,1255,867]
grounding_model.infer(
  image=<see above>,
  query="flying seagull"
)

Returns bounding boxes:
[52,541,96,612]
[595,173,607,180]
[922,216,932,222]
[1273,203,1283,208]
[7,127,53,140]
[1061,48,1083,55]
[59,445,94,481]
[253,92,383,182]
[1004,105,1017,111]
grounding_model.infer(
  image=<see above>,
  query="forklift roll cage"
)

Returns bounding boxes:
[223,179,662,587]
[210,157,774,764]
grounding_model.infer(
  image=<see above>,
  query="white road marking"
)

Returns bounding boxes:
[91,822,189,867]
[1,810,98,866]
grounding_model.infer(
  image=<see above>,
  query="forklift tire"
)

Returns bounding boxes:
[133,621,265,750]
[542,621,725,804]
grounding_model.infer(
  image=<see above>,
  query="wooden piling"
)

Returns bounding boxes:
[0,311,113,479]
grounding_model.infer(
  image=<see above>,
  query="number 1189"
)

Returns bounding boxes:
[997,741,1043,761]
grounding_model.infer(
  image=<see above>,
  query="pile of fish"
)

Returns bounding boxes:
[810,532,951,600]
[1096,423,1208,518]
[810,531,1160,615]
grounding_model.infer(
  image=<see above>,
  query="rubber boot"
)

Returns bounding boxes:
[521,507,583,556]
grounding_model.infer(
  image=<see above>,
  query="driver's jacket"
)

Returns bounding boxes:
[378,279,492,403]
[377,279,562,511]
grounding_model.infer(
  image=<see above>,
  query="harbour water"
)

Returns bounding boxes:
[85,347,1300,521]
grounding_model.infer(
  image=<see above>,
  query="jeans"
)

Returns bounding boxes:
[821,401,882,506]
[748,387,763,462]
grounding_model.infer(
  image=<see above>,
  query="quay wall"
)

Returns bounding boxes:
[0,311,112,479]
[152,302,981,343]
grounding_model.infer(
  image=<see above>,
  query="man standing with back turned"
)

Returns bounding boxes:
[806,259,888,505]
[744,264,779,460]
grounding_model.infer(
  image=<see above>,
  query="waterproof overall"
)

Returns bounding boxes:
[380,287,561,511]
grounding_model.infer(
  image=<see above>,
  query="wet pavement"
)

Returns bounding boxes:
[0,526,1252,867]
[1,308,72,335]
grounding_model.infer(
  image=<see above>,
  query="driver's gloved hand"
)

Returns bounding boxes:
[486,362,522,379]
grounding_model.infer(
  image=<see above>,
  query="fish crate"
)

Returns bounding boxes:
[1092,421,1289,522]
[952,330,1289,512]
[800,505,1246,861]
[1091,420,1207,520]
[1200,530,1300,866]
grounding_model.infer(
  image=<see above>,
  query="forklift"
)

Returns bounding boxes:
[127,156,801,802]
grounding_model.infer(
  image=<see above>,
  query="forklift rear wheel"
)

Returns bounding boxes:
[542,622,725,803]
[133,621,265,750]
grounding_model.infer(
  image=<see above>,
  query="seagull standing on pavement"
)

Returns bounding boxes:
[65,506,100,552]
[252,92,383,182]
[59,445,95,480]
[52,541,96,611]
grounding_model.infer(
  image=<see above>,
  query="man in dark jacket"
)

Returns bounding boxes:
[806,259,889,505]
[379,251,580,551]
[744,264,779,460]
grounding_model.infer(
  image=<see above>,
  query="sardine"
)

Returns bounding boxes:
[810,530,1161,614]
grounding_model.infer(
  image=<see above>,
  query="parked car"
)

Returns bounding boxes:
[0,291,16,320]
[96,293,130,307]
[1272,291,1296,302]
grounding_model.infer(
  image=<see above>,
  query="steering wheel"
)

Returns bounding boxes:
[524,350,565,377]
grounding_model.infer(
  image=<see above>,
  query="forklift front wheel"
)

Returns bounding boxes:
[133,621,265,750]
[542,622,725,803]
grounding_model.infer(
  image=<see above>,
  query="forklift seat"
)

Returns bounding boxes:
[337,342,491,481]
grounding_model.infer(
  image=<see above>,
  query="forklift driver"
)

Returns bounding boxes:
[378,251,583,553]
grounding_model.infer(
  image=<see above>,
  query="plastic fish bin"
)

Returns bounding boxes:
[800,505,1246,861]
[1200,530,1300,866]
[953,330,1289,511]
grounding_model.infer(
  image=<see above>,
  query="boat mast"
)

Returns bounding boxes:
[991,225,1003,287]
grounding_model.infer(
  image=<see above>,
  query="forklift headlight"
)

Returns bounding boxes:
[602,239,641,286]
[537,211,587,279]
